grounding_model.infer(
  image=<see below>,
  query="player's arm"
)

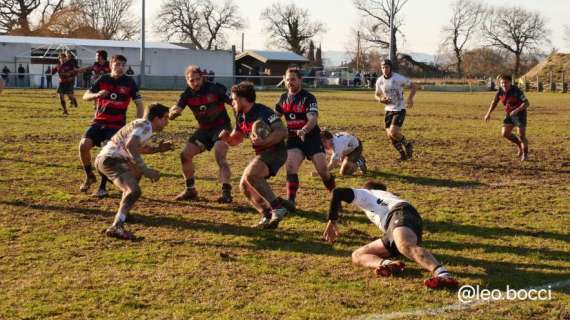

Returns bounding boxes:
[134,99,144,119]
[219,129,244,146]
[509,92,530,116]
[76,66,92,74]
[323,188,356,243]
[406,82,416,108]
[484,92,500,121]
[253,119,287,148]
[126,135,160,182]
[83,89,108,101]
[140,140,175,154]
[298,112,318,140]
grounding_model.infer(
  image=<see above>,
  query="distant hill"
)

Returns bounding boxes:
[522,53,570,82]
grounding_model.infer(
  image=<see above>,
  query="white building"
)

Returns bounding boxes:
[0,35,235,89]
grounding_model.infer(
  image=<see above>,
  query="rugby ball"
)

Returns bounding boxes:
[251,119,271,139]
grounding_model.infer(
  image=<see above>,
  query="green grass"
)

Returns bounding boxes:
[0,89,569,319]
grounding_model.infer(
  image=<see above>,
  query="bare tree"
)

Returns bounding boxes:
[155,0,244,50]
[481,6,549,76]
[443,0,485,76]
[69,0,138,40]
[260,2,325,55]
[352,0,408,70]
[0,0,66,34]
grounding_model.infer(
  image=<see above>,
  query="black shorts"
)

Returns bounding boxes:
[384,110,406,129]
[287,129,325,159]
[189,123,232,151]
[57,82,74,94]
[503,110,527,128]
[83,123,119,147]
[256,142,287,178]
[345,139,363,162]
[381,203,423,258]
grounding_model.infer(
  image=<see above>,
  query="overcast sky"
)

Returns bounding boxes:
[135,0,570,54]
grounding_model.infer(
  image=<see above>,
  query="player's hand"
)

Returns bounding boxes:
[251,135,265,147]
[168,106,181,120]
[297,128,307,141]
[97,90,110,98]
[484,113,491,122]
[157,140,174,152]
[380,96,392,104]
[323,220,339,244]
[218,129,230,141]
[143,168,160,182]
[407,98,414,108]
[509,110,518,117]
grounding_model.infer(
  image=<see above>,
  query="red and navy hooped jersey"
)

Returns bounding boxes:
[275,89,319,136]
[236,103,282,154]
[90,61,111,77]
[89,74,141,129]
[52,60,76,84]
[176,82,232,129]
[494,85,528,113]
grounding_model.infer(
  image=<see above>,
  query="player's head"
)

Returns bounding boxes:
[497,74,512,91]
[146,103,170,132]
[363,180,387,191]
[58,52,67,62]
[110,54,127,76]
[65,50,74,59]
[320,130,334,150]
[230,81,256,112]
[381,59,392,77]
[285,67,302,93]
[96,50,108,62]
[185,65,204,91]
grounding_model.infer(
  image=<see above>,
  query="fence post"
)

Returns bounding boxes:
[562,71,568,93]
[537,75,543,92]
[549,71,556,92]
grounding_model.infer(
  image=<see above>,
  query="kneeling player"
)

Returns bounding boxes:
[95,103,173,239]
[322,180,459,289]
[219,82,290,229]
[320,130,367,175]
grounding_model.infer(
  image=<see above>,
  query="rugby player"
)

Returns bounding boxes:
[275,68,335,210]
[323,180,459,289]
[169,65,234,203]
[80,54,144,196]
[77,49,111,108]
[95,103,173,240]
[320,130,367,175]
[484,74,530,161]
[374,59,416,160]
[219,81,290,229]
[52,52,79,114]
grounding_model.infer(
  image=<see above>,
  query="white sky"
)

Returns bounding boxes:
[134,0,570,54]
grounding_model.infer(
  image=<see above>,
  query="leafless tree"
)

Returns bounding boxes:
[70,0,138,40]
[352,0,408,70]
[481,6,549,76]
[0,0,65,34]
[443,0,485,76]
[155,0,244,50]
[564,25,570,46]
[260,2,325,55]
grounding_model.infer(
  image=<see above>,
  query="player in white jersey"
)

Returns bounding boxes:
[322,180,459,289]
[320,130,367,175]
[95,103,174,240]
[375,59,416,160]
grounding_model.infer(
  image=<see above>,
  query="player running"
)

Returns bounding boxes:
[484,74,530,161]
[275,68,335,210]
[320,130,367,175]
[80,54,144,196]
[219,81,290,229]
[77,49,111,108]
[95,103,173,240]
[375,59,416,161]
[169,65,234,203]
[52,52,79,115]
[322,180,459,289]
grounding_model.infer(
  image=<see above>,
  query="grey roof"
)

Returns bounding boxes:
[236,50,308,63]
[0,35,188,50]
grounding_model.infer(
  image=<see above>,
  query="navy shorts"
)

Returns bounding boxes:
[381,203,423,258]
[83,123,119,147]
[57,82,74,94]
[257,142,287,178]
[189,124,232,151]
[503,110,527,128]
[287,129,325,159]
[384,110,406,129]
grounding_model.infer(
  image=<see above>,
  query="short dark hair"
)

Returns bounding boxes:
[381,59,392,67]
[285,67,302,78]
[231,81,256,103]
[110,54,127,64]
[496,74,512,82]
[96,50,108,60]
[364,180,387,191]
[146,103,169,121]
[185,65,202,76]
[320,130,333,140]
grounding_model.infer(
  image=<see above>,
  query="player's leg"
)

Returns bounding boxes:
[67,92,78,108]
[311,152,335,191]
[339,157,357,176]
[78,136,96,192]
[239,173,271,227]
[58,92,68,114]
[285,148,304,205]
[213,140,232,203]
[351,238,392,268]
[175,140,203,200]
[501,124,522,155]
[518,126,528,160]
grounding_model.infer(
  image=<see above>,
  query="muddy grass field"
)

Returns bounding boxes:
[0,89,569,319]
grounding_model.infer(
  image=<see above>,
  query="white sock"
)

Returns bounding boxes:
[434,266,449,277]
[380,259,394,267]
